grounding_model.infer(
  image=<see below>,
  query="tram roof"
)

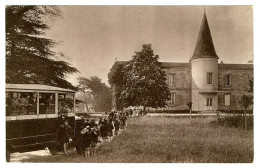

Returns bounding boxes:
[6,84,76,93]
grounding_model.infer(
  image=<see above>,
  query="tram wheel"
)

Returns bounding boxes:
[48,145,57,156]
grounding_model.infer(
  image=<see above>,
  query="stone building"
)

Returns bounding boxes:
[111,12,253,112]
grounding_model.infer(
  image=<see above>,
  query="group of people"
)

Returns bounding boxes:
[57,110,129,158]
[6,92,38,116]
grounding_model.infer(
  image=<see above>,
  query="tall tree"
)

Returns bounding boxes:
[120,44,170,109]
[108,62,125,110]
[6,6,78,89]
[78,76,112,112]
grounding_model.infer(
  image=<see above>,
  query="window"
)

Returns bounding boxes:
[58,93,74,113]
[6,92,37,116]
[206,73,213,84]
[225,94,231,106]
[168,73,176,86]
[206,98,212,106]
[169,93,175,106]
[224,74,231,86]
[39,93,55,114]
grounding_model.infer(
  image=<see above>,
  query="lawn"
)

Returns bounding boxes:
[18,116,253,163]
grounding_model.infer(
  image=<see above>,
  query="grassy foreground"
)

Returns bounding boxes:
[20,116,253,163]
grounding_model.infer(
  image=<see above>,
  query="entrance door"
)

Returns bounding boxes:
[205,97,213,110]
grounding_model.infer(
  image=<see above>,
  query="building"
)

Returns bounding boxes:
[111,12,253,113]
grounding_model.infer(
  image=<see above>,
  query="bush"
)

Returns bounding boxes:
[218,110,253,114]
[151,110,198,114]
[210,115,253,129]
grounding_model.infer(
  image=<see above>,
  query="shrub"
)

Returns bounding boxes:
[210,115,253,129]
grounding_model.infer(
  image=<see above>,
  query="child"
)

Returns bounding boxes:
[98,117,103,126]
[83,126,92,158]
[57,117,72,156]
[89,119,96,128]
[107,120,114,142]
[114,119,120,135]
[90,124,99,156]
[100,120,109,142]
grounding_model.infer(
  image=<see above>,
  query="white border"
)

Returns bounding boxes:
[1,1,259,168]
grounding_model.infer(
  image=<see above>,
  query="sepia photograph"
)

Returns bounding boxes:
[3,3,255,165]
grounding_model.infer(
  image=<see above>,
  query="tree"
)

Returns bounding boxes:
[108,62,126,110]
[6,6,78,89]
[240,77,253,130]
[78,76,112,112]
[121,44,170,109]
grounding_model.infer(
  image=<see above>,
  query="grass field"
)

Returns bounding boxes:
[18,116,253,163]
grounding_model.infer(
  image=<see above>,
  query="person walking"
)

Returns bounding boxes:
[57,117,72,156]
[114,119,120,135]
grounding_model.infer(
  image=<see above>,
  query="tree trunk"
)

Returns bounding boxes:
[83,91,88,112]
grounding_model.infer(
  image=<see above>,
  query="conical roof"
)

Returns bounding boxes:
[192,12,218,59]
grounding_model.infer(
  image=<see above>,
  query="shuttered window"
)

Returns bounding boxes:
[224,74,231,86]
[169,93,175,106]
[207,72,213,84]
[225,94,230,106]
[167,73,176,86]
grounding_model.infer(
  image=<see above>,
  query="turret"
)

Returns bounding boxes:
[190,11,219,112]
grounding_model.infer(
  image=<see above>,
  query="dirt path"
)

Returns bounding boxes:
[10,149,51,162]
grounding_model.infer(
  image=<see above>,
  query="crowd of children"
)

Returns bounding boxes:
[57,110,129,158]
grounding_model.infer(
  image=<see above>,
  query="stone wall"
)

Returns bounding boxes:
[163,64,191,110]
[218,64,253,111]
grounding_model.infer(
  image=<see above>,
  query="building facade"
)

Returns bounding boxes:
[111,12,253,112]
[164,12,253,112]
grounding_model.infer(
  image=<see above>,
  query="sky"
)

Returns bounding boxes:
[46,6,253,86]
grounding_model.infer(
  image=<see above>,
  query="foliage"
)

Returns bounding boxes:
[240,77,254,110]
[210,115,253,130]
[241,95,252,110]
[248,77,253,93]
[6,6,78,90]
[78,76,112,112]
[108,44,170,109]
[108,62,125,110]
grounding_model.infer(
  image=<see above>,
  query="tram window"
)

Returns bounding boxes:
[39,93,55,114]
[6,92,37,116]
[58,93,74,114]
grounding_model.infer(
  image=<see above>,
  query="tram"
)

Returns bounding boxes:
[6,84,84,161]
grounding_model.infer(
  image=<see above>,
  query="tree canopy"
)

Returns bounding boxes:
[78,76,112,112]
[6,6,78,90]
[108,44,170,109]
[241,77,254,110]
[108,62,125,110]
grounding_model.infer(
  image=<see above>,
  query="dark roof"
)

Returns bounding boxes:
[192,12,218,60]
[218,64,253,70]
[114,61,189,68]
[161,62,189,68]
[114,61,253,70]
